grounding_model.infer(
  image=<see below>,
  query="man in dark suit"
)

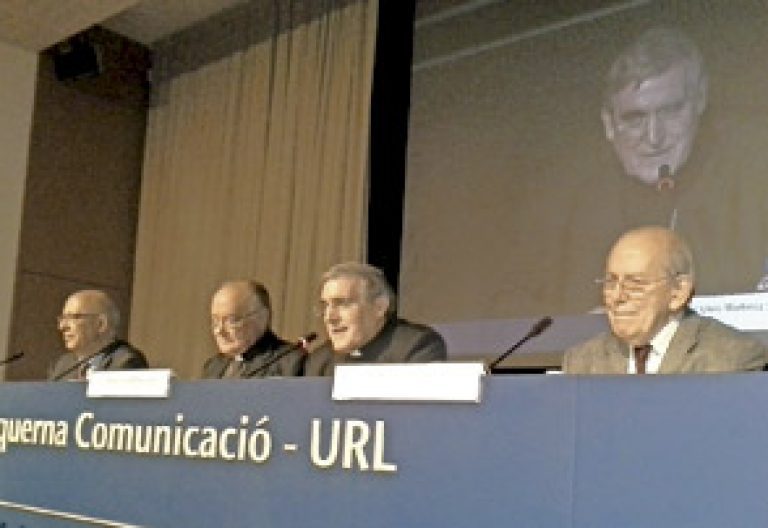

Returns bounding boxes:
[304,262,447,376]
[202,280,303,379]
[49,290,148,380]
[564,226,767,374]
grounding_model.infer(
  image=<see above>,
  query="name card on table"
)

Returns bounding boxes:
[332,363,485,403]
[86,369,173,398]
[690,292,768,331]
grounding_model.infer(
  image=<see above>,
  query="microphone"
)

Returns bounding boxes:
[244,332,318,378]
[656,164,675,192]
[297,332,317,350]
[487,316,553,373]
[52,349,105,381]
[0,351,24,367]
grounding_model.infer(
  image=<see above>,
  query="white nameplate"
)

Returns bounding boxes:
[332,363,485,403]
[86,369,173,399]
[690,292,768,331]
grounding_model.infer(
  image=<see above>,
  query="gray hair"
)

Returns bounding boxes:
[616,226,695,281]
[605,27,706,105]
[663,231,695,281]
[242,280,272,313]
[214,279,273,323]
[71,289,121,335]
[320,262,396,315]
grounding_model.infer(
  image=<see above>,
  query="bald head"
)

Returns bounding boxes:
[210,280,271,356]
[58,290,120,358]
[602,227,695,346]
[608,226,694,281]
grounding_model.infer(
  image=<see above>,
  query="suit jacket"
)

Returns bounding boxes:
[48,340,148,381]
[563,313,768,374]
[303,317,447,376]
[201,330,303,379]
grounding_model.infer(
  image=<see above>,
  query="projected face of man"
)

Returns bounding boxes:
[602,63,706,185]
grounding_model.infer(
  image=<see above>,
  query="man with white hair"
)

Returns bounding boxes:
[564,227,767,374]
[49,289,147,380]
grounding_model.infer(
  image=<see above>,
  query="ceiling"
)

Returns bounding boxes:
[0,0,249,51]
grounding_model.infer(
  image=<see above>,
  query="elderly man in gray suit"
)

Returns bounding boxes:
[564,226,767,374]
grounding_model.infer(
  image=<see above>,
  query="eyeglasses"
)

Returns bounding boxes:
[595,274,673,298]
[211,310,260,330]
[57,313,101,324]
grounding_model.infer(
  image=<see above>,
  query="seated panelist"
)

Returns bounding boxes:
[49,290,147,381]
[564,226,767,374]
[202,280,303,379]
[303,262,447,376]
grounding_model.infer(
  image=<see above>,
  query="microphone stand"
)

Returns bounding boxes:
[52,349,105,381]
[487,317,553,373]
[0,351,24,367]
[244,333,317,378]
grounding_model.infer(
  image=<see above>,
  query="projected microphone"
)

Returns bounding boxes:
[656,164,675,192]
[0,351,24,367]
[487,316,553,373]
[245,332,318,378]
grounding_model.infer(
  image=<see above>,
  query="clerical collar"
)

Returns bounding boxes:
[240,330,281,362]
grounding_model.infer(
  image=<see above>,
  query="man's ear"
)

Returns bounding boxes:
[96,314,110,334]
[373,295,389,318]
[258,308,271,327]
[669,274,694,311]
[601,107,615,141]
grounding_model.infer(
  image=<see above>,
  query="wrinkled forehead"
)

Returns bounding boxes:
[63,293,98,314]
[321,275,368,300]
[606,236,669,275]
[211,286,258,315]
[609,64,691,112]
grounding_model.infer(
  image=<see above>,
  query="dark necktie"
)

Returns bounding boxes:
[634,344,652,375]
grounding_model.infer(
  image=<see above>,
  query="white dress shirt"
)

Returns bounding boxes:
[627,316,681,374]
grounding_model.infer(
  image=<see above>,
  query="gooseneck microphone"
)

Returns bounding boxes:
[656,164,675,192]
[52,349,105,381]
[0,351,24,367]
[245,332,318,378]
[487,316,553,373]
[296,333,317,350]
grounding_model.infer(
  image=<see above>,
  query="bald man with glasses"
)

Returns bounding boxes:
[201,280,304,379]
[49,290,148,380]
[563,226,767,374]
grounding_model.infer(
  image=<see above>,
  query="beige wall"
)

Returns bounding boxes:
[6,30,149,380]
[0,41,37,379]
